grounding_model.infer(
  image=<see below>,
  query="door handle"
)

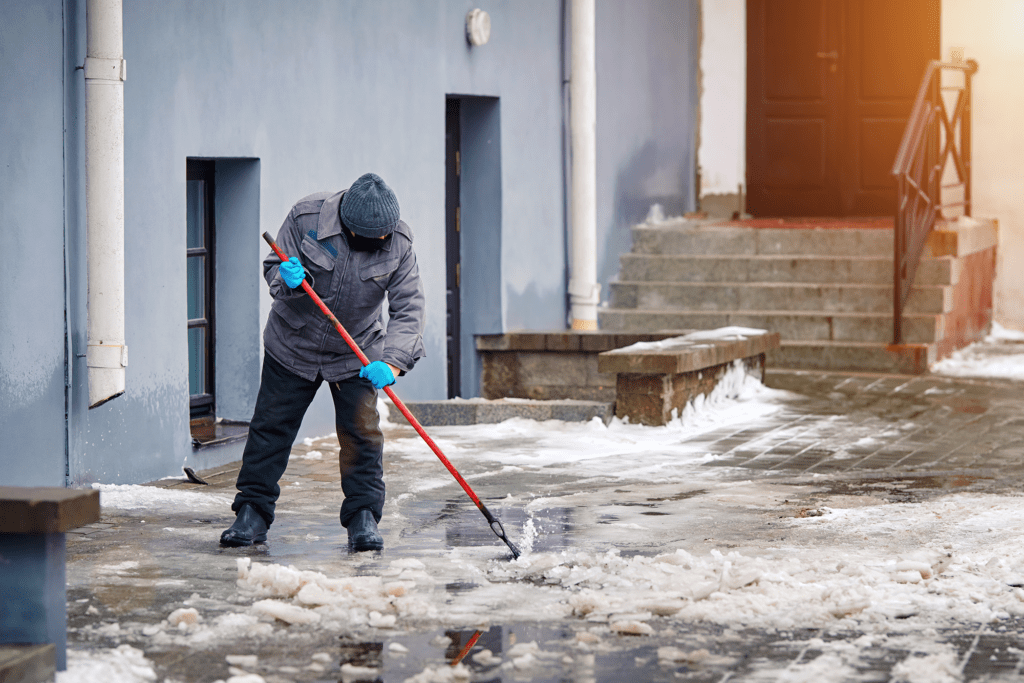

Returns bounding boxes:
[816,51,839,60]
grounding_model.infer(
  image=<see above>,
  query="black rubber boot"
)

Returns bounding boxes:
[347,508,383,552]
[220,503,269,547]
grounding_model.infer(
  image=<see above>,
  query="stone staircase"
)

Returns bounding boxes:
[600,218,997,374]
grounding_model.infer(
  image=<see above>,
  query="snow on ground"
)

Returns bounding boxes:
[65,362,1024,680]
[383,360,795,480]
[93,483,233,511]
[932,322,1024,380]
[610,326,771,353]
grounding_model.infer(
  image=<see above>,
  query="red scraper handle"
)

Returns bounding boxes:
[262,232,520,558]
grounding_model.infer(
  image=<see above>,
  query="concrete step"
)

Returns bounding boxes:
[631,222,893,257]
[609,281,951,315]
[386,399,614,426]
[599,308,941,344]
[768,340,935,375]
[618,253,957,286]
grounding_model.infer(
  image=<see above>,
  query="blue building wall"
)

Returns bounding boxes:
[0,0,68,487]
[597,0,700,288]
[1,0,697,487]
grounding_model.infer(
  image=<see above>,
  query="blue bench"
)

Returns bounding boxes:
[0,487,100,675]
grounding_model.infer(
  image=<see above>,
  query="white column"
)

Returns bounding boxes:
[569,0,599,330]
[85,0,127,408]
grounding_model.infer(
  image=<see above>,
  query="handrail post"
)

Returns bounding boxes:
[963,60,977,216]
[894,176,905,345]
[891,59,977,345]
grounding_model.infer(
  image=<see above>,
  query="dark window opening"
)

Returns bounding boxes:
[188,159,248,447]
[186,157,259,449]
[187,160,215,425]
[445,98,462,398]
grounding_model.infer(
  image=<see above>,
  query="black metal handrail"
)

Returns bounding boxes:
[891,58,978,344]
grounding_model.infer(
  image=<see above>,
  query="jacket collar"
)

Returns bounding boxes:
[317,190,344,240]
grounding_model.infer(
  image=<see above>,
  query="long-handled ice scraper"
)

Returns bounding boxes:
[262,232,521,559]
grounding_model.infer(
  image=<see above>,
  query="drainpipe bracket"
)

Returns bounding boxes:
[84,57,126,82]
[87,343,128,369]
[568,279,601,303]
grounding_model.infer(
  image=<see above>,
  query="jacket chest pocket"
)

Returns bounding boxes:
[352,257,399,308]
[299,233,337,295]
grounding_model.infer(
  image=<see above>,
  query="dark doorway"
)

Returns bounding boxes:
[445,98,462,398]
[746,0,939,216]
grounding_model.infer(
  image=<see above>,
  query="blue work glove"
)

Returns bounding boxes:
[360,361,396,389]
[279,257,306,289]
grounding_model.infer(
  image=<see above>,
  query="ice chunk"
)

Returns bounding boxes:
[895,560,933,580]
[341,663,380,682]
[167,608,200,627]
[226,675,266,683]
[368,611,397,628]
[610,621,654,636]
[507,642,539,657]
[225,655,258,669]
[471,649,502,667]
[251,599,321,625]
[657,647,710,664]
[641,599,686,616]
[568,592,607,616]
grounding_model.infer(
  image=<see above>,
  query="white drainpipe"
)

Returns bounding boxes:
[85,0,127,408]
[568,0,599,330]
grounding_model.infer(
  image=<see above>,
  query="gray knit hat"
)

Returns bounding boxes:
[340,173,401,238]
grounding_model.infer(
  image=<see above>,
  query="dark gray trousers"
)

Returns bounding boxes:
[231,353,384,528]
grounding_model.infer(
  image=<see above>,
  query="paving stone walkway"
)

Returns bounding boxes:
[62,365,1024,682]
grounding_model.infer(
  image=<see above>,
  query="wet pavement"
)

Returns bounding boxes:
[62,364,1024,682]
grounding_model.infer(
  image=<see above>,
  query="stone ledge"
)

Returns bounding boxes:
[597,329,781,375]
[0,487,100,534]
[476,331,679,353]
[385,399,614,426]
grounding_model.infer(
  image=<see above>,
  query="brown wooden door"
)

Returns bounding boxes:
[746,0,939,217]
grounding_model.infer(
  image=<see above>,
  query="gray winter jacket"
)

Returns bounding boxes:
[262,190,425,382]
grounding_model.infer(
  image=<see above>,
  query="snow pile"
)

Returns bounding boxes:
[134,609,272,647]
[234,557,437,630]
[890,650,962,683]
[385,361,793,479]
[57,645,156,683]
[484,495,1024,633]
[932,322,1024,380]
[92,483,232,511]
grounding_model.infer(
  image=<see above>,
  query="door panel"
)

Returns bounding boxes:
[841,0,939,214]
[747,0,841,216]
[763,0,830,101]
[747,0,939,217]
